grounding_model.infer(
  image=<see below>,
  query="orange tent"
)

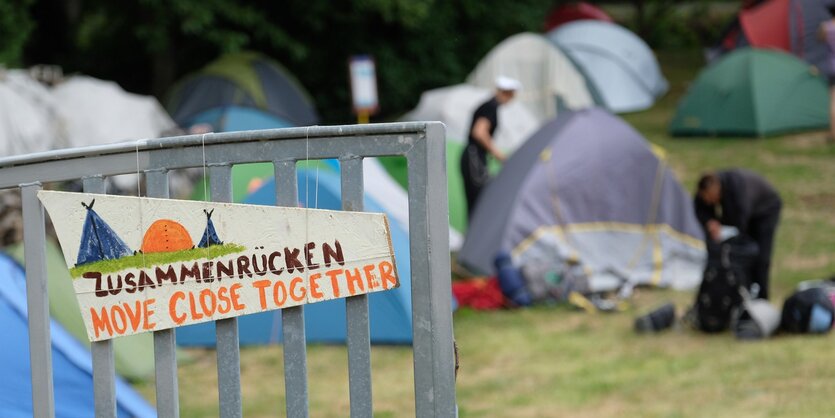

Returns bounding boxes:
[141,219,194,253]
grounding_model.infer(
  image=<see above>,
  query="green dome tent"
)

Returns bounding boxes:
[670,48,830,137]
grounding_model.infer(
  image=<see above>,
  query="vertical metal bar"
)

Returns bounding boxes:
[340,157,372,418]
[406,125,457,417]
[83,176,117,418]
[146,170,180,418]
[21,182,55,418]
[209,164,243,418]
[274,160,310,418]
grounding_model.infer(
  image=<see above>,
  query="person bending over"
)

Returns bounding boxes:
[695,169,781,299]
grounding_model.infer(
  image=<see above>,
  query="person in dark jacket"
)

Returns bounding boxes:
[460,75,521,220]
[695,169,782,299]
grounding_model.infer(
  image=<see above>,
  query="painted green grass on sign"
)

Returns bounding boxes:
[69,243,247,278]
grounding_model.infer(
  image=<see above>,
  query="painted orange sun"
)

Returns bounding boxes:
[141,219,194,253]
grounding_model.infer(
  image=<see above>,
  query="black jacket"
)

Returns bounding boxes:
[694,169,781,235]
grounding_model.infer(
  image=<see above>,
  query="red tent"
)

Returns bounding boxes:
[739,0,791,51]
[711,0,834,76]
[543,2,613,32]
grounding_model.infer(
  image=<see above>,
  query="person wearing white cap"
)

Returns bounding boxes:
[460,75,521,220]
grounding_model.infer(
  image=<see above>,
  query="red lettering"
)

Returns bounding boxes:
[199,289,217,316]
[379,261,398,289]
[111,305,127,335]
[90,306,112,338]
[252,280,270,310]
[273,280,288,307]
[345,268,364,295]
[217,286,232,314]
[230,283,245,311]
[309,273,324,300]
[188,292,204,320]
[169,291,187,324]
[289,277,306,302]
[325,269,342,298]
[143,299,156,330]
[363,264,378,290]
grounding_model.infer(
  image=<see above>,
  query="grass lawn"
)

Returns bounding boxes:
[136,50,835,417]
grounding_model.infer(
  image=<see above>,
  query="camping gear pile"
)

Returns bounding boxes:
[671,0,834,137]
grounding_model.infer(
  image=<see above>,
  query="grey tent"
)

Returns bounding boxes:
[458,108,706,292]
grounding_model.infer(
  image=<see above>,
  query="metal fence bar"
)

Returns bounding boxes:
[209,164,243,418]
[339,157,373,418]
[21,182,55,418]
[83,176,117,418]
[274,160,310,418]
[406,124,456,417]
[146,170,180,418]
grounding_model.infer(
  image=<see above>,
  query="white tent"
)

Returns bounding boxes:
[547,21,668,113]
[403,84,540,154]
[51,76,176,148]
[361,158,464,251]
[0,70,67,158]
[466,32,597,123]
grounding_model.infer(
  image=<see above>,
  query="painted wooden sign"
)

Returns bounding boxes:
[39,191,399,342]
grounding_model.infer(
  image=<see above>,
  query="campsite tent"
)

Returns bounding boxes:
[176,168,413,345]
[466,33,598,122]
[670,49,830,137]
[52,75,177,148]
[0,69,68,157]
[168,51,319,129]
[710,0,835,77]
[185,105,293,133]
[458,108,706,292]
[402,84,540,154]
[543,2,613,32]
[547,21,668,113]
[0,254,154,417]
[6,242,156,382]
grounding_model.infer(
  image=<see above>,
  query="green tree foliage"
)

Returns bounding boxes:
[17,1,730,124]
[0,0,35,67]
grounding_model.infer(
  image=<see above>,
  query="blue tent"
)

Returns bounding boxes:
[184,105,293,133]
[77,200,132,266]
[198,209,223,248]
[0,254,154,418]
[176,168,414,345]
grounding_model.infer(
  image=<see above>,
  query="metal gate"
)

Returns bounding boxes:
[0,123,456,417]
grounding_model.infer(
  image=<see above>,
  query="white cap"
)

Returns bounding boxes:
[495,75,522,91]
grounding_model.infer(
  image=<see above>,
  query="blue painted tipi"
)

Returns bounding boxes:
[198,209,223,248]
[76,199,132,266]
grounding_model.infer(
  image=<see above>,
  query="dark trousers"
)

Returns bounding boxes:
[460,144,489,219]
[749,204,781,300]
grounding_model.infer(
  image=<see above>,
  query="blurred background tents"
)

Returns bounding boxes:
[548,21,669,113]
[167,51,319,132]
[671,48,830,137]
[459,108,705,292]
[543,1,613,32]
[467,32,598,123]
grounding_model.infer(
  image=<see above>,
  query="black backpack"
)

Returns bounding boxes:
[694,236,759,333]
[781,288,835,334]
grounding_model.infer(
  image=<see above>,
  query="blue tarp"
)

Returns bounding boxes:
[176,168,414,345]
[0,254,154,418]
